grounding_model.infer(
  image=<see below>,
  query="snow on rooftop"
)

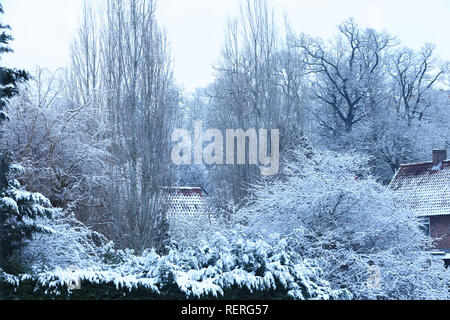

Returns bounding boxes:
[390,160,450,217]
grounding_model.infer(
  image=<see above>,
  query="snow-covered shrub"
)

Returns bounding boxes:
[1,68,111,235]
[0,233,350,300]
[235,147,450,299]
[0,154,58,273]
[20,212,107,273]
[0,149,108,275]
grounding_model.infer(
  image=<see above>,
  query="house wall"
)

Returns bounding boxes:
[430,216,450,250]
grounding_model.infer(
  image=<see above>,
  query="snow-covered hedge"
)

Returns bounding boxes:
[0,234,350,300]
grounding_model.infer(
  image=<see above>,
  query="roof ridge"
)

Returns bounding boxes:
[400,161,432,167]
[400,159,450,167]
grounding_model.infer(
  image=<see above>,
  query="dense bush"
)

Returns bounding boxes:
[235,147,450,299]
[0,234,350,300]
[0,156,58,273]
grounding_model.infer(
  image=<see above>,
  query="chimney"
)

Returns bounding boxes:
[432,149,447,166]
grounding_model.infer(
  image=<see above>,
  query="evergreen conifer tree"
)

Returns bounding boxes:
[0,2,54,274]
[0,3,28,119]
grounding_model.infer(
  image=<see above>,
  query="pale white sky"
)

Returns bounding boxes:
[2,0,450,92]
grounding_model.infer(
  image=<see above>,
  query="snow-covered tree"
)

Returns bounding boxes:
[66,0,181,251]
[323,87,450,183]
[293,19,394,134]
[389,44,446,126]
[1,68,112,237]
[234,145,450,299]
[0,155,57,274]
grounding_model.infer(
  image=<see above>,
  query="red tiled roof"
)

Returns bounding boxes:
[390,160,450,217]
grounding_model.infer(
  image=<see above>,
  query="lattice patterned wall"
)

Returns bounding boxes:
[163,187,206,217]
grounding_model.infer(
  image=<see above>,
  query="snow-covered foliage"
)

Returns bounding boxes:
[1,233,350,300]
[316,89,450,184]
[0,157,59,266]
[1,0,448,301]
[2,67,111,235]
[234,146,450,299]
[167,208,215,246]
[20,212,107,273]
